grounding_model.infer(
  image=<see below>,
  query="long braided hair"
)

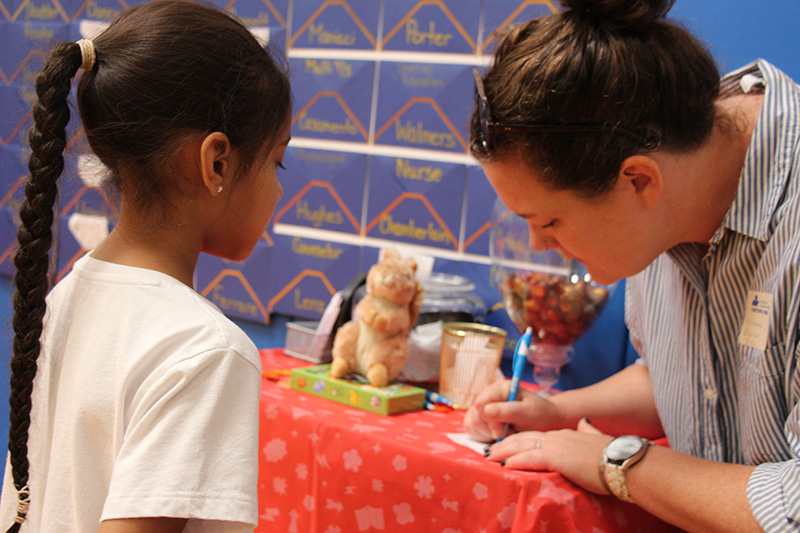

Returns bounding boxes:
[6,1,291,528]
[8,41,81,531]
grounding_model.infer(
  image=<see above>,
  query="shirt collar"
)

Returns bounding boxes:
[718,59,800,243]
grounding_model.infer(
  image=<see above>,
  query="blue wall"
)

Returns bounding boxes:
[672,1,800,81]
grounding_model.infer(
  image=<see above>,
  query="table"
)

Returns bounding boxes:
[257,348,679,532]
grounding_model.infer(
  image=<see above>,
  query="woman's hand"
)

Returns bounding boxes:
[463,379,563,442]
[485,418,614,495]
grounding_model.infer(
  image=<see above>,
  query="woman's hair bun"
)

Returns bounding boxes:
[560,0,675,32]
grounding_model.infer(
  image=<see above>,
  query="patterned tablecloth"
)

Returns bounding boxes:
[257,348,679,532]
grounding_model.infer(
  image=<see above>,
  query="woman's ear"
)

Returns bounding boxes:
[199,132,232,196]
[618,155,663,208]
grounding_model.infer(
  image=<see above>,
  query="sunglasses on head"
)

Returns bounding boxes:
[473,68,658,153]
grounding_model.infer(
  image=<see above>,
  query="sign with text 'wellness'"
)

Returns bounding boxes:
[374,62,472,154]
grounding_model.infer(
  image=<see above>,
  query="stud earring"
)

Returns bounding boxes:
[217,185,223,194]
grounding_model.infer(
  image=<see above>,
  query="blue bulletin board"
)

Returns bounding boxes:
[1,0,797,335]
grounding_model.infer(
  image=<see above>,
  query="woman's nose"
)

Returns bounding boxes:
[528,225,553,251]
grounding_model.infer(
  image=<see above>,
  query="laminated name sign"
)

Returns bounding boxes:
[273,146,365,234]
[224,0,288,30]
[0,84,33,148]
[289,0,380,50]
[0,21,67,92]
[462,165,500,257]
[0,145,27,211]
[480,0,560,55]
[289,57,375,143]
[196,237,275,325]
[290,364,426,415]
[0,207,18,278]
[381,0,480,55]
[374,62,472,154]
[2,2,69,23]
[70,0,124,21]
[267,233,360,320]
[365,154,465,251]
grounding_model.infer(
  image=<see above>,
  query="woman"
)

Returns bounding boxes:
[465,0,799,531]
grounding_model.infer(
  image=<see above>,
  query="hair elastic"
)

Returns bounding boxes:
[14,484,30,524]
[76,39,96,71]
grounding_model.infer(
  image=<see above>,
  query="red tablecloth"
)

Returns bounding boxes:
[257,348,678,532]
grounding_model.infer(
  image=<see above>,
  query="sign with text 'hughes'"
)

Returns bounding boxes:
[273,146,366,235]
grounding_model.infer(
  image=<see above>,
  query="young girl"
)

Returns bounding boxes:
[466,0,798,531]
[0,1,291,530]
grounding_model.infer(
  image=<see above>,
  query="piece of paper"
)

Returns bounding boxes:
[446,432,489,455]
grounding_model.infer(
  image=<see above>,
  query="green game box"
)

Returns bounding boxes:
[289,364,426,415]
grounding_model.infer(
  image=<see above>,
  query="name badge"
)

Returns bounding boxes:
[738,291,772,351]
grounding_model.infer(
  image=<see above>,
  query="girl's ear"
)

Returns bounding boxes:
[617,155,663,208]
[199,132,232,196]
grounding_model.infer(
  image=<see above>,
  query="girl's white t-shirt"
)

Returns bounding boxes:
[0,255,262,532]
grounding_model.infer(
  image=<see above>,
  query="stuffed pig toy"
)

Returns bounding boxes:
[330,249,423,387]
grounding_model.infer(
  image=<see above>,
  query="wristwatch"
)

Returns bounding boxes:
[599,435,652,503]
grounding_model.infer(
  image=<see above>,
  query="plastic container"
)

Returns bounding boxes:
[417,273,486,325]
[401,274,488,383]
[284,320,332,363]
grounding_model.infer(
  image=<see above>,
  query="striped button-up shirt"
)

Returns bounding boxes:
[626,60,800,531]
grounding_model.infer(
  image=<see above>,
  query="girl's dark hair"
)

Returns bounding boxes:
[471,0,720,197]
[7,1,290,528]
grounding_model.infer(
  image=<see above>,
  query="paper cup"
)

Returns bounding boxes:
[438,322,506,407]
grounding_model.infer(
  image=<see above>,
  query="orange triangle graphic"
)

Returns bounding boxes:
[381,0,476,52]
[0,49,48,84]
[365,191,457,250]
[374,96,467,152]
[200,269,271,324]
[267,269,336,312]
[273,179,360,233]
[292,91,369,141]
[289,0,376,48]
[480,0,557,53]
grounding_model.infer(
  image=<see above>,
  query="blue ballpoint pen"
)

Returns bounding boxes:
[496,327,533,442]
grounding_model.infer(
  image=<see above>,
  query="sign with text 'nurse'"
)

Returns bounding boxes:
[365,154,465,251]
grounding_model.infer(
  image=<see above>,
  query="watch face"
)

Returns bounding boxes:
[606,436,644,461]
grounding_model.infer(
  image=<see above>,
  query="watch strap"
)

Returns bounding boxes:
[603,461,635,502]
[600,437,652,504]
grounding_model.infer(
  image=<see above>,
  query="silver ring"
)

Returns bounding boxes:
[535,439,542,450]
